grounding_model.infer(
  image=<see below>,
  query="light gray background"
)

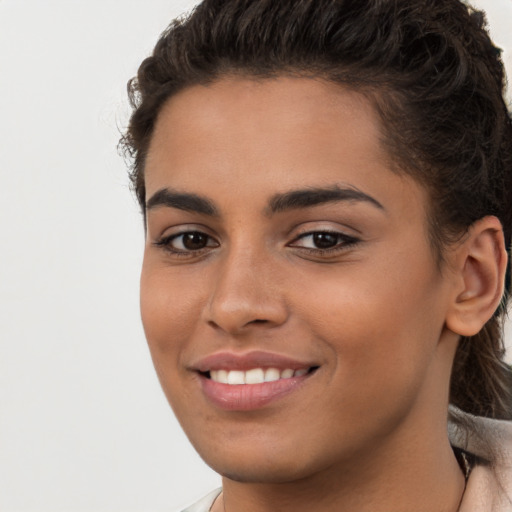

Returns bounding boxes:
[0,1,510,511]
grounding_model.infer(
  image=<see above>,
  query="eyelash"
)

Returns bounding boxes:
[153,231,219,258]
[289,230,360,256]
[153,229,360,258]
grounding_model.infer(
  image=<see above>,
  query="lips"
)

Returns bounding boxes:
[191,351,319,411]
[193,350,316,372]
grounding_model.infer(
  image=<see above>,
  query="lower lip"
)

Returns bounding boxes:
[199,373,312,411]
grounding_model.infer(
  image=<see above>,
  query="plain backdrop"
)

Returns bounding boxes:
[0,1,510,511]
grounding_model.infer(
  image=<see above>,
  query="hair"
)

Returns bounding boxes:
[121,0,512,421]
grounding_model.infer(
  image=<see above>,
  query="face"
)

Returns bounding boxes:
[141,77,457,484]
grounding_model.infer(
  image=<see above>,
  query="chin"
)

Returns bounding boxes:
[213,461,313,484]
[196,442,325,484]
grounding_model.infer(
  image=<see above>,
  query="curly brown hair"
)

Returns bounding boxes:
[121,0,512,420]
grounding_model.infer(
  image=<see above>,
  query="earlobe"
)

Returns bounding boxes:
[445,216,508,337]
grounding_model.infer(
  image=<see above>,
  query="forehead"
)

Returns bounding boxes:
[144,76,427,222]
[146,77,385,175]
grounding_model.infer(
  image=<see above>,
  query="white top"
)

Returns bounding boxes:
[181,488,222,512]
[452,414,512,511]
[180,413,512,512]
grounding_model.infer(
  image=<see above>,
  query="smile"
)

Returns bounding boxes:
[192,351,319,411]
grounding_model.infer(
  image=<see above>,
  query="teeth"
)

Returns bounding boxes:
[245,368,265,384]
[265,368,280,382]
[227,370,245,385]
[281,369,294,379]
[209,367,310,385]
[216,369,228,384]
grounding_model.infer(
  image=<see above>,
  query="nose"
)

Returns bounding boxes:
[204,247,288,335]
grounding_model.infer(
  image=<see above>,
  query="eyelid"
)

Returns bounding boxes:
[290,229,358,245]
[289,220,360,240]
[151,221,217,239]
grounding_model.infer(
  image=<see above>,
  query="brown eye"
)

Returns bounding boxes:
[312,232,339,249]
[155,230,219,253]
[181,232,209,250]
[289,230,360,254]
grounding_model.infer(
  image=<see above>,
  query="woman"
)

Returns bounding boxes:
[121,0,512,510]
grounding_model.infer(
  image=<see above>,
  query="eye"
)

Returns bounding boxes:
[289,230,359,253]
[154,230,219,254]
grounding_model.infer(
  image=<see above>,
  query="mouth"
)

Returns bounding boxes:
[193,351,320,411]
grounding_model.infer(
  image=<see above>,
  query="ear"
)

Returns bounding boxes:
[445,216,508,337]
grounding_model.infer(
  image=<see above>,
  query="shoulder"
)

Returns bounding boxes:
[179,488,222,512]
[450,410,512,511]
[449,408,512,461]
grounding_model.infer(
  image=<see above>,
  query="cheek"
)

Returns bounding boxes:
[139,266,206,419]
[297,252,444,393]
[141,261,201,328]
[139,265,202,373]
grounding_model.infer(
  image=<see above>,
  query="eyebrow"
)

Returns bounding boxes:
[146,188,219,216]
[267,185,384,214]
[145,184,384,217]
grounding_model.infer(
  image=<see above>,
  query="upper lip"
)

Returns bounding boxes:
[191,350,318,372]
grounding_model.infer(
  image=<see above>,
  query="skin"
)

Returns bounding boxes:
[140,76,495,511]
